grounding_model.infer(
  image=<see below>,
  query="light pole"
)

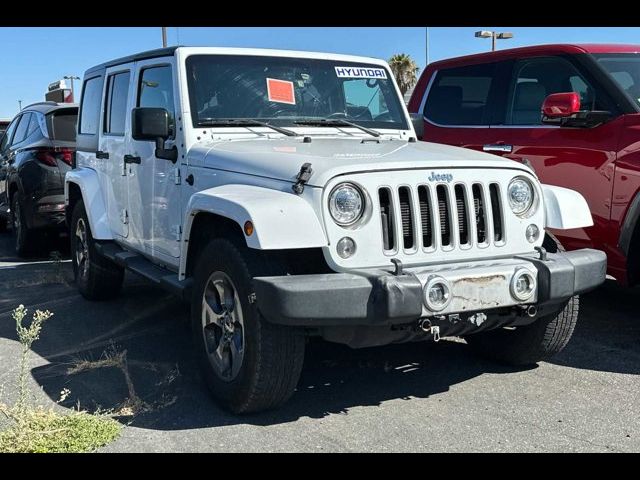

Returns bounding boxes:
[425,26,430,66]
[64,75,80,101]
[18,100,22,111]
[475,30,513,51]
[162,27,167,47]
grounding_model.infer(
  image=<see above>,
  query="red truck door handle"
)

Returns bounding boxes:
[483,144,512,153]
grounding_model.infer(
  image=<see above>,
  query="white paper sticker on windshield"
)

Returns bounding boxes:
[335,66,387,79]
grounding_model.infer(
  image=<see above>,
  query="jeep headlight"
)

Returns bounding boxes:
[508,177,535,216]
[329,183,364,226]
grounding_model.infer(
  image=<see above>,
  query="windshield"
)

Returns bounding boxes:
[594,53,640,108]
[185,55,408,131]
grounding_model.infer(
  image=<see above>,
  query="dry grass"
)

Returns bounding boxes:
[68,345,150,416]
[0,305,123,453]
[0,404,121,453]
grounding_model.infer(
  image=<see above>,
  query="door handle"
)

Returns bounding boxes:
[483,144,512,153]
[124,155,141,164]
[96,150,110,159]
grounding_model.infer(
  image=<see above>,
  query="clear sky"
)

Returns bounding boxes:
[1,26,638,119]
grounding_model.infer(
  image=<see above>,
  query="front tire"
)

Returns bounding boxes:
[466,296,579,365]
[191,238,305,413]
[466,233,579,365]
[71,200,124,300]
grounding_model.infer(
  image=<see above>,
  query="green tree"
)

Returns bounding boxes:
[388,53,420,96]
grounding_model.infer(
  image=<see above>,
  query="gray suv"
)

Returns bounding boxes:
[0,102,78,255]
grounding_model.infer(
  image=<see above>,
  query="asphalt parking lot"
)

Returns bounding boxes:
[0,232,638,452]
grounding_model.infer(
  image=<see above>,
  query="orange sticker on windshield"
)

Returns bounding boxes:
[267,78,295,105]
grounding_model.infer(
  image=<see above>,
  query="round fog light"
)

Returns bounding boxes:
[526,224,540,243]
[511,268,536,301]
[423,276,452,312]
[336,237,356,259]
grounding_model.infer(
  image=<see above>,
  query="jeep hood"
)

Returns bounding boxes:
[188,137,533,187]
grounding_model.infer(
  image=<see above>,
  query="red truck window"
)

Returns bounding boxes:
[593,53,640,108]
[423,63,498,126]
[505,57,604,125]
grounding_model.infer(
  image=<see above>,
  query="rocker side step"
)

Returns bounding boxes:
[95,242,193,302]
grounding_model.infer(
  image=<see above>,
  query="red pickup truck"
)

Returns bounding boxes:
[409,44,640,285]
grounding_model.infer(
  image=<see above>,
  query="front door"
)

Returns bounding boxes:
[126,60,182,260]
[100,66,133,238]
[483,55,622,252]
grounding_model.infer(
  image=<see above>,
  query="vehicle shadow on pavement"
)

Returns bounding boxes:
[0,230,70,263]
[549,280,640,375]
[1,260,638,430]
[1,261,531,429]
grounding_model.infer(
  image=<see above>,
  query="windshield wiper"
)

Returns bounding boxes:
[294,119,380,137]
[197,118,300,137]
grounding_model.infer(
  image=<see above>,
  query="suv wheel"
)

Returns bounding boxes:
[466,234,579,365]
[71,200,124,300]
[11,195,35,256]
[191,238,305,413]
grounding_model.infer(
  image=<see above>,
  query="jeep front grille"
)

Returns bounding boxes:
[379,182,504,253]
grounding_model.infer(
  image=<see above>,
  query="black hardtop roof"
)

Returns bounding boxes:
[84,46,180,77]
[22,101,78,114]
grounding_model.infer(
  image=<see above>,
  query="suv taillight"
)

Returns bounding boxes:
[35,147,75,167]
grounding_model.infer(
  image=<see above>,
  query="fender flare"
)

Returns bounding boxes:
[542,184,593,230]
[619,189,640,257]
[64,167,113,240]
[179,184,328,279]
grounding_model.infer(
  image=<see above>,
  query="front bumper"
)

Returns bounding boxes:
[253,249,606,326]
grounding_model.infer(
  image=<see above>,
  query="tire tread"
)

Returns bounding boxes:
[192,238,304,413]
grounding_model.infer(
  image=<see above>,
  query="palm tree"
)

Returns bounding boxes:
[388,53,420,96]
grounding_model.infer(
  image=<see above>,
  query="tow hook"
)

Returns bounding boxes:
[534,246,547,261]
[391,258,404,276]
[418,319,441,342]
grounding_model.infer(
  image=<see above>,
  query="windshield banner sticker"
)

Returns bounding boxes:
[335,66,387,79]
[266,78,296,105]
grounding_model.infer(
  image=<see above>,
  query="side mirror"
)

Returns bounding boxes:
[409,112,424,140]
[132,107,170,140]
[131,107,177,162]
[541,92,611,128]
[541,92,581,120]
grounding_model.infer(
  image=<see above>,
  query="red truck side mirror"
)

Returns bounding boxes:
[542,92,581,119]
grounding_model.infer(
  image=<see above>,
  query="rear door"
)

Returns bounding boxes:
[421,61,511,151]
[100,65,133,239]
[487,55,622,251]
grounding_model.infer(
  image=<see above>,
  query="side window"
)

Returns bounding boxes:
[25,113,41,139]
[0,117,19,152]
[11,113,32,146]
[424,63,497,126]
[507,57,604,125]
[79,76,103,135]
[138,65,175,137]
[104,71,131,135]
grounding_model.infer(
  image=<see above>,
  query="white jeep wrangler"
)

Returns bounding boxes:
[65,46,606,413]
